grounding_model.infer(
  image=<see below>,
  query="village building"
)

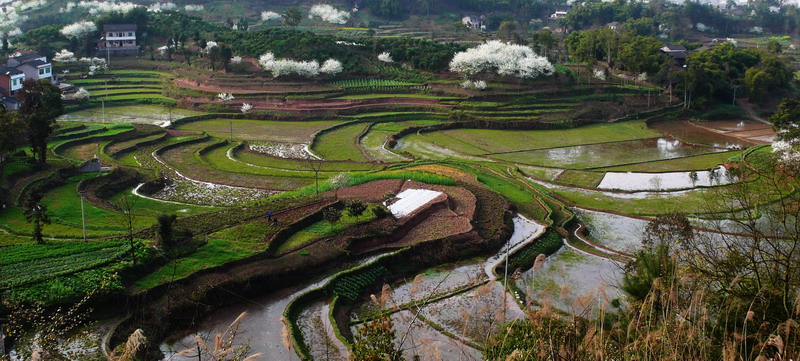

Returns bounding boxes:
[660,44,688,67]
[97,24,139,57]
[7,53,52,82]
[461,15,486,30]
[550,5,571,19]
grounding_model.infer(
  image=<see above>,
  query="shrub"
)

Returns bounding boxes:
[323,207,341,223]
[346,200,367,217]
[372,205,390,218]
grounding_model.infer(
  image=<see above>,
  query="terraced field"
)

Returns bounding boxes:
[1,60,782,361]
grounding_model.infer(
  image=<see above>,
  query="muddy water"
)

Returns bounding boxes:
[493,137,725,169]
[160,254,385,361]
[650,119,773,148]
[597,165,734,191]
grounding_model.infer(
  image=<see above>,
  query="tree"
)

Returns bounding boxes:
[530,29,556,59]
[322,207,341,224]
[282,7,303,28]
[770,98,800,142]
[303,158,324,194]
[766,39,783,54]
[115,193,138,266]
[23,191,51,244]
[346,200,367,217]
[497,20,520,43]
[16,79,64,164]
[351,317,403,361]
[0,110,22,188]
[157,213,178,249]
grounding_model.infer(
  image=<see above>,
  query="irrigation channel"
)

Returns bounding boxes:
[160,215,545,361]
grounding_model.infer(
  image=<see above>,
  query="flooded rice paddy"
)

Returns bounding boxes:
[597,165,734,191]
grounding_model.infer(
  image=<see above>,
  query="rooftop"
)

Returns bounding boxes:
[0,66,22,76]
[103,24,137,32]
[9,53,43,62]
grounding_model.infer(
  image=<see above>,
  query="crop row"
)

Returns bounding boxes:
[331,78,419,88]
[332,265,389,302]
[1,243,130,288]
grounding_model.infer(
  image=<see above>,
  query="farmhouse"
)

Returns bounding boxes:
[461,15,486,30]
[550,5,571,19]
[660,44,688,66]
[97,24,140,57]
[7,53,52,82]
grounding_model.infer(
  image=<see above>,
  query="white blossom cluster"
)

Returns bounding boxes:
[53,49,77,62]
[727,38,738,46]
[61,21,97,39]
[460,79,487,89]
[308,4,350,24]
[62,87,90,100]
[449,41,554,78]
[62,1,139,15]
[218,93,235,101]
[205,41,218,50]
[772,140,800,165]
[80,57,107,75]
[240,103,253,114]
[377,52,394,63]
[230,56,242,63]
[259,52,342,77]
[261,11,282,21]
[696,23,712,32]
[335,41,362,46]
[637,72,648,82]
[147,2,176,12]
[750,26,764,34]
[184,4,204,11]
[0,7,27,38]
[593,69,607,81]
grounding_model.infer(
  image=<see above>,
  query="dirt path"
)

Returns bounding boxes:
[737,98,771,125]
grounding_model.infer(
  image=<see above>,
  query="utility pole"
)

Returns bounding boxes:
[102,99,106,123]
[229,120,233,141]
[79,190,87,241]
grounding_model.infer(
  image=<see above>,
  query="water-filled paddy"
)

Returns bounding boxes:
[493,137,726,169]
[650,119,774,148]
[597,165,734,191]
[57,105,205,126]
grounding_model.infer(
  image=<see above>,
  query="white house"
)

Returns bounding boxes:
[461,15,486,30]
[98,24,139,56]
[6,53,52,81]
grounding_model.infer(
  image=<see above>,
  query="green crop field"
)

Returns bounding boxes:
[176,118,340,143]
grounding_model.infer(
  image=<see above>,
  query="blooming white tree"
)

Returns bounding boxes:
[241,103,253,114]
[377,52,394,63]
[460,80,487,90]
[184,4,204,11]
[65,1,140,15]
[205,41,218,50]
[308,4,350,24]
[218,93,235,102]
[261,11,282,21]
[593,69,607,81]
[230,56,242,64]
[259,52,342,77]
[79,57,107,75]
[320,59,343,75]
[772,140,800,165]
[53,49,77,62]
[696,23,711,32]
[62,87,90,100]
[147,2,176,12]
[637,72,648,82]
[60,20,97,39]
[727,38,738,46]
[750,26,764,34]
[449,41,554,78]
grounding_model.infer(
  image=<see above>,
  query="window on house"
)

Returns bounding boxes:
[38,69,44,75]
[128,32,133,36]
[45,68,50,74]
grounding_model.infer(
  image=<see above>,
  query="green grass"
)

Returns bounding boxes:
[208,219,278,248]
[555,170,605,187]
[312,123,371,161]
[132,238,259,291]
[69,77,162,84]
[333,93,456,100]
[90,94,173,102]
[428,120,660,155]
[278,207,378,253]
[58,104,205,125]
[175,118,339,143]
[88,88,163,96]
[0,173,156,238]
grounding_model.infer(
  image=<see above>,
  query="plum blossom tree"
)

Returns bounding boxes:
[320,59,343,75]
[240,103,253,114]
[593,69,607,81]
[449,41,554,78]
[62,87,89,101]
[461,80,487,89]
[218,93,235,102]
[53,49,77,62]
[259,52,343,77]
[308,4,350,24]
[184,4,203,11]
[60,20,97,39]
[261,11,282,21]
[377,52,394,63]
